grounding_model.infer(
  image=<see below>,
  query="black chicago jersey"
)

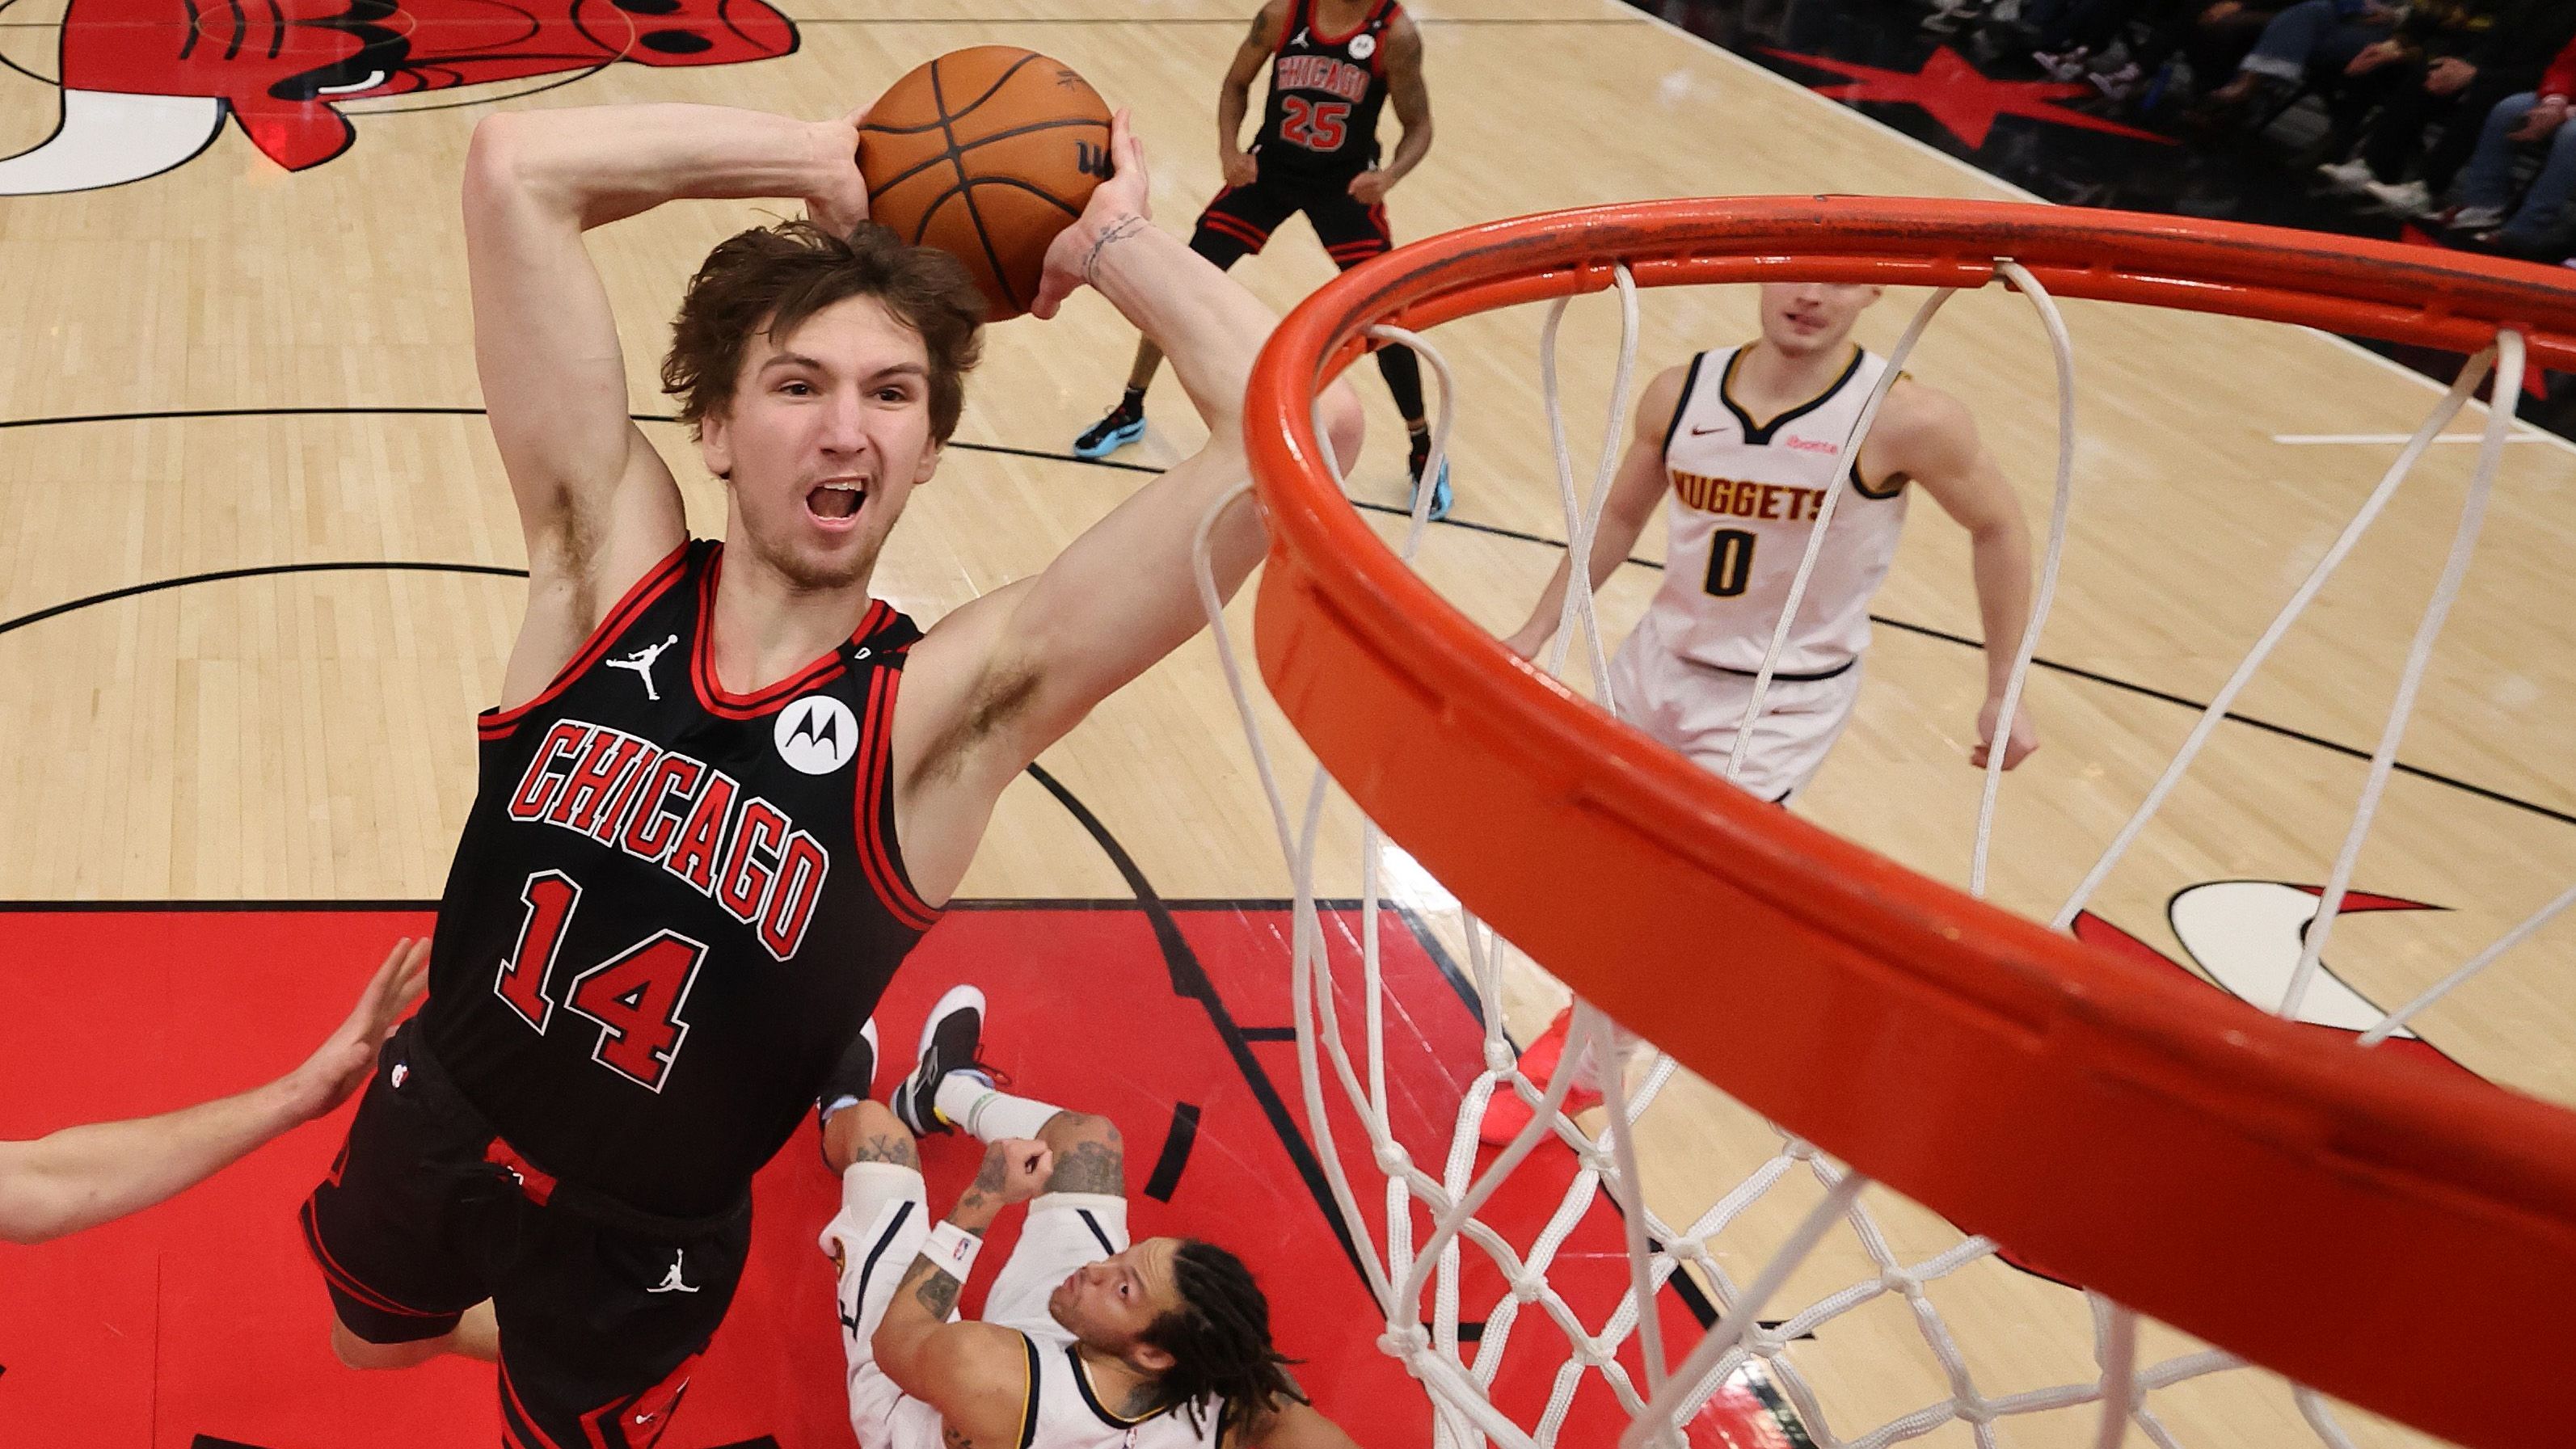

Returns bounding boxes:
[423,539,940,1217]
[1255,0,1401,178]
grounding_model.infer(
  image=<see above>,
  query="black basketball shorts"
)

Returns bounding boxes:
[300,1021,750,1449]
[1189,162,1394,272]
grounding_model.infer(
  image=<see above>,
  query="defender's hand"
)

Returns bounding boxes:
[1347,169,1390,206]
[1031,108,1151,321]
[285,938,432,1122]
[1971,697,2038,771]
[807,106,872,238]
[983,1139,1056,1204]
[1221,148,1258,188]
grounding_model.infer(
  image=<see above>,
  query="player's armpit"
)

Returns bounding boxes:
[903,1321,1038,1449]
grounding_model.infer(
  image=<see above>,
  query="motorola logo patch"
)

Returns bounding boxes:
[775,696,860,775]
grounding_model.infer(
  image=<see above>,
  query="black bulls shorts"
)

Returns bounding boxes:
[1189,162,1393,272]
[300,1022,751,1449]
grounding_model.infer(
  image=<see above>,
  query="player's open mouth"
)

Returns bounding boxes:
[805,481,866,528]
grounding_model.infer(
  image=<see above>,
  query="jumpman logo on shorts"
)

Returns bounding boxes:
[647,1249,699,1294]
[607,634,681,701]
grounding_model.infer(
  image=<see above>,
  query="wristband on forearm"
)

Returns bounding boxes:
[922,1220,982,1282]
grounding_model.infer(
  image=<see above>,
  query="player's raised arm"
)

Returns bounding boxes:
[1503,364,1689,660]
[1878,382,2039,769]
[1218,1,1293,184]
[460,103,871,701]
[892,113,1362,900]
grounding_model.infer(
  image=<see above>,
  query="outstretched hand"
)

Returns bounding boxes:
[1031,108,1151,322]
[808,104,873,238]
[285,938,431,1122]
[1972,697,2038,771]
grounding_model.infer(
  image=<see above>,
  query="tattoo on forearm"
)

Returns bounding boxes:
[853,1131,920,1169]
[1082,216,1149,288]
[896,1253,964,1321]
[972,1150,1009,1194]
[1046,1138,1125,1195]
[942,1426,975,1449]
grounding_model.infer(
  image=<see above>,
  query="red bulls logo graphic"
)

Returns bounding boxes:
[1986,878,2474,1288]
[2072,878,2468,1074]
[0,0,796,194]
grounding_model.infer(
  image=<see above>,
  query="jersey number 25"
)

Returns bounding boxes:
[492,870,706,1092]
[1280,95,1351,152]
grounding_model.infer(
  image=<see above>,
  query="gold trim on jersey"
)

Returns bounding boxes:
[1015,1332,1041,1449]
[1071,1342,1176,1428]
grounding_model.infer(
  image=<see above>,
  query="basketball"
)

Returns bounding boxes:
[859,48,1114,322]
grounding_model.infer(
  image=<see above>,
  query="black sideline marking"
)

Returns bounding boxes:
[1142,1101,1201,1202]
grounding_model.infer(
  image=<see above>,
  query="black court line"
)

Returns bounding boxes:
[1,402,2565,828]
[1141,1101,1200,1203]
[1021,762,1377,1287]
[0,561,527,640]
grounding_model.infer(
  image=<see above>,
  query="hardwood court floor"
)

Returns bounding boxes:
[2,1,2568,1445]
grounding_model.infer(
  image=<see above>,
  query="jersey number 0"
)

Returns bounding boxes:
[1704,529,1756,598]
[492,870,708,1092]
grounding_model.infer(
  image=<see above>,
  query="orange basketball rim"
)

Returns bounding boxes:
[1241,196,2576,1449]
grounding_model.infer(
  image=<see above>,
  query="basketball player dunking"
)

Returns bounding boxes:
[1484,281,2036,1142]
[816,987,1360,1447]
[1070,0,1449,518]
[297,103,1360,1447]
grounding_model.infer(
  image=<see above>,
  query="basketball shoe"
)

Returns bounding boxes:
[894,984,999,1136]
[1409,431,1453,521]
[1073,394,1146,459]
[814,1017,879,1165]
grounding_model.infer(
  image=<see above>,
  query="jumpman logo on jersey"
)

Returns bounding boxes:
[647,1249,700,1293]
[607,634,681,701]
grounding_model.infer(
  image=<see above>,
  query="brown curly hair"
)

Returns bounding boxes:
[661,220,987,444]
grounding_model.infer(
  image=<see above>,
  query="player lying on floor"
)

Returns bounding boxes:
[818,984,1363,1449]
[0,937,425,1244]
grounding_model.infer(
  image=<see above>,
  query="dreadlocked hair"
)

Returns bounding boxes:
[1139,1240,1305,1435]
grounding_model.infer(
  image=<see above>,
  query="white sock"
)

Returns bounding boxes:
[935,1073,1063,1143]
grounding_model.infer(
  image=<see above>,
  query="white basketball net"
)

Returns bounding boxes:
[1192,250,2570,1449]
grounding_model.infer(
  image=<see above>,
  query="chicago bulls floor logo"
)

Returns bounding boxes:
[0,0,799,195]
[1975,877,2477,1288]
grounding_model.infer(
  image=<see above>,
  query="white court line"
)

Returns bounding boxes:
[2274,432,2555,445]
[1615,0,2576,461]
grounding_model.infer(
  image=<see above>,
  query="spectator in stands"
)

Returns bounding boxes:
[2021,0,2287,107]
[2185,0,2403,135]
[2317,0,2576,217]
[2450,32,2576,256]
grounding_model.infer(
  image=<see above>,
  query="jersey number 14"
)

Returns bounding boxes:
[492,870,706,1092]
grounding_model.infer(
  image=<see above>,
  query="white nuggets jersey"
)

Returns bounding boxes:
[1640,343,1909,678]
[1022,1330,1226,1449]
